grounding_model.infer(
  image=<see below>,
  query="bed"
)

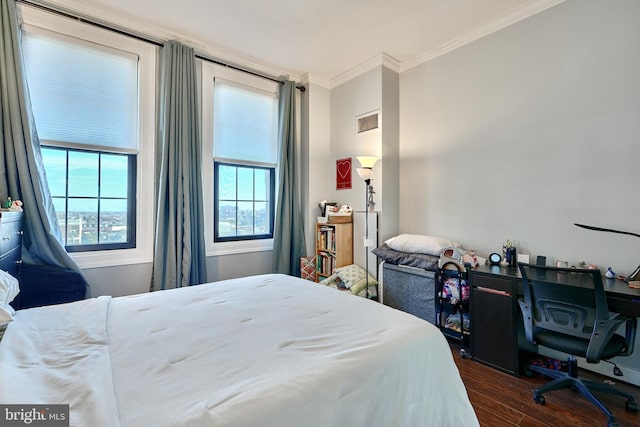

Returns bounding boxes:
[0,273,478,427]
[373,234,447,324]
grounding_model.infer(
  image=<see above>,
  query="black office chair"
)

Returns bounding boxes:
[518,263,638,427]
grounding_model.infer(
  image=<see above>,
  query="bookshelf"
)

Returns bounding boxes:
[315,222,353,282]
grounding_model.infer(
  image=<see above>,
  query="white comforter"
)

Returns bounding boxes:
[0,274,478,427]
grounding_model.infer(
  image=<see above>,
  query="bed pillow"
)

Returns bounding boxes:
[372,244,440,270]
[349,274,378,297]
[334,264,378,293]
[319,274,338,288]
[0,270,19,326]
[384,234,452,256]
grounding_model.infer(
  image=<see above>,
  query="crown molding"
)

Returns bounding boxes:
[330,52,401,89]
[400,0,567,73]
[300,73,331,90]
[328,0,565,87]
[20,0,565,91]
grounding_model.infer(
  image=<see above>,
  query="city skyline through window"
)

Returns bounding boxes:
[42,147,134,250]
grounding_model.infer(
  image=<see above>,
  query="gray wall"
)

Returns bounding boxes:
[399,0,640,383]
[400,0,640,276]
[302,82,332,257]
[83,250,272,297]
[330,67,382,211]
[329,65,400,276]
[330,68,382,277]
[380,66,400,243]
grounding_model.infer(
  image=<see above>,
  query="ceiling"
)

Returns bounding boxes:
[48,0,564,86]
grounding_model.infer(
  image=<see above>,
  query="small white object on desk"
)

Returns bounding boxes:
[605,267,615,279]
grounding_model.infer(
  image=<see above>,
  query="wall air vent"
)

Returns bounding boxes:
[356,110,380,135]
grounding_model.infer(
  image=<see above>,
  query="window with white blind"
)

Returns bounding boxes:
[19,4,156,267]
[202,65,279,253]
[23,30,137,251]
[22,30,139,152]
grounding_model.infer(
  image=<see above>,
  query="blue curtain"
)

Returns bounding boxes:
[0,0,80,272]
[272,81,306,276]
[151,40,207,291]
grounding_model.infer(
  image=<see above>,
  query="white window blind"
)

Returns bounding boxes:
[22,29,139,153]
[213,79,278,164]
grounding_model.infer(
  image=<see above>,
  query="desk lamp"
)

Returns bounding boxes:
[574,223,640,282]
[356,156,378,299]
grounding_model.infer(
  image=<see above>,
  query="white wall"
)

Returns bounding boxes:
[399,0,640,384]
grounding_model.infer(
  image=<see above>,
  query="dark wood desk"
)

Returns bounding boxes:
[601,276,640,318]
[474,264,640,317]
[469,264,640,376]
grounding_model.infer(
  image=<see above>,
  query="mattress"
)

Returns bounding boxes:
[0,273,478,427]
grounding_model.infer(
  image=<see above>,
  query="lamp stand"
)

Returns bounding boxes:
[363,179,376,299]
[364,179,370,299]
[355,156,379,300]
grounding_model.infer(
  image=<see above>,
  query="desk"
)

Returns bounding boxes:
[469,265,640,376]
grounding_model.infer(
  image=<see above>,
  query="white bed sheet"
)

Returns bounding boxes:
[0,274,478,427]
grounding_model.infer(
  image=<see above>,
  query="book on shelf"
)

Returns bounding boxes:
[317,228,335,251]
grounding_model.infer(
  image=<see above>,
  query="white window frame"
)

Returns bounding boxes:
[202,63,279,256]
[20,4,156,269]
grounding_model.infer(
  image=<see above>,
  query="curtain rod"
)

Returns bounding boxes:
[17,0,305,92]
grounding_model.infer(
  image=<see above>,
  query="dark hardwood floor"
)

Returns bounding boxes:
[450,345,640,427]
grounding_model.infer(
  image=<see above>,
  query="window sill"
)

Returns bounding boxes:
[71,238,273,269]
[206,239,273,257]
[70,247,152,269]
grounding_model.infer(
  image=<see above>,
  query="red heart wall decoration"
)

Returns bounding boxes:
[336,157,352,190]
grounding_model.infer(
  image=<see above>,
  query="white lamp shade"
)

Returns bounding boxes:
[356,167,373,181]
[356,156,379,168]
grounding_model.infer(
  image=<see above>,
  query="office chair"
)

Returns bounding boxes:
[518,263,638,427]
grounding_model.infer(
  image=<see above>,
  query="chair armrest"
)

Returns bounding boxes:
[622,316,637,356]
[518,298,536,345]
[586,315,632,362]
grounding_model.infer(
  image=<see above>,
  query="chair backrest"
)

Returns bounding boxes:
[518,263,609,341]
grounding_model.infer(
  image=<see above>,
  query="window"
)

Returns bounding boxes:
[22,28,137,252]
[41,147,136,251]
[214,162,274,241]
[202,64,279,253]
[19,4,156,268]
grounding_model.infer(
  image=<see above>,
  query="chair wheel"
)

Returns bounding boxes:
[626,400,639,413]
[607,420,620,427]
[533,393,545,405]
[460,349,467,359]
